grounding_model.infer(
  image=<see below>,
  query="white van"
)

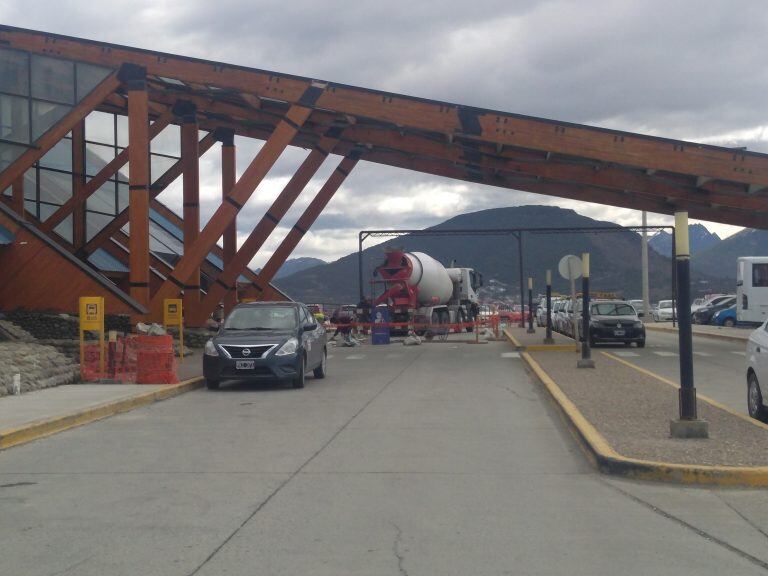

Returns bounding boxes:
[737,257,768,324]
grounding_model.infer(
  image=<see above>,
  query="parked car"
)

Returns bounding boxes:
[536,300,550,327]
[629,299,646,317]
[652,300,676,322]
[203,301,327,390]
[578,300,645,347]
[693,296,736,325]
[712,304,737,327]
[746,322,768,421]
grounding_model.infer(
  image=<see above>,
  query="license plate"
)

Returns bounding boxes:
[614,330,625,336]
[236,360,255,370]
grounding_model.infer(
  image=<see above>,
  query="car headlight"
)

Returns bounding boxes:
[275,337,299,356]
[204,340,219,356]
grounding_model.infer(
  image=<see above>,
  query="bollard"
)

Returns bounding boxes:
[544,270,555,344]
[577,253,595,368]
[527,277,535,333]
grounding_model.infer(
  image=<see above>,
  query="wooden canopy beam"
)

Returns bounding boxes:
[149,97,320,318]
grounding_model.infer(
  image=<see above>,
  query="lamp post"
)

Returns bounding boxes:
[577,253,595,368]
[544,269,554,344]
[670,212,708,438]
[527,277,535,333]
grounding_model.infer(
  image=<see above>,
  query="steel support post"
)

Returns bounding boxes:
[544,270,554,344]
[517,232,525,328]
[220,129,237,314]
[125,65,151,309]
[670,212,708,437]
[178,101,201,309]
[577,253,595,368]
[527,277,535,333]
[358,233,365,303]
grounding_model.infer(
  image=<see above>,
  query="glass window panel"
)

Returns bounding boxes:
[151,154,178,184]
[0,141,26,170]
[24,200,37,217]
[86,211,113,241]
[2,187,9,197]
[0,95,30,144]
[115,154,129,182]
[0,48,29,96]
[32,100,71,141]
[116,115,129,147]
[38,202,58,221]
[149,220,184,254]
[54,215,73,243]
[151,124,180,156]
[117,183,129,212]
[23,169,37,200]
[39,168,72,206]
[87,182,116,215]
[76,62,111,101]
[85,142,115,176]
[85,111,115,145]
[31,55,74,104]
[39,137,72,171]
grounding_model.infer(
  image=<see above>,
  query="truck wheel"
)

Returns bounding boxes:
[723,318,736,327]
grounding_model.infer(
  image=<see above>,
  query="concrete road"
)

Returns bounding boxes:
[1,339,768,575]
[595,329,749,414]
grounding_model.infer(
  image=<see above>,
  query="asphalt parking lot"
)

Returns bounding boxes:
[2,338,768,575]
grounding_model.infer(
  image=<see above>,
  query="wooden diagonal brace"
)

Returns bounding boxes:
[149,101,317,316]
[0,71,121,192]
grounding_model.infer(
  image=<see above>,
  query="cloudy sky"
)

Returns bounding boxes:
[3,1,766,265]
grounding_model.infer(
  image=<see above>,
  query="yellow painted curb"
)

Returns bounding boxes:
[517,346,768,486]
[645,324,749,344]
[502,328,577,352]
[0,377,204,451]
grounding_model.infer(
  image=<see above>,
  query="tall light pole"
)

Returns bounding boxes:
[641,211,650,321]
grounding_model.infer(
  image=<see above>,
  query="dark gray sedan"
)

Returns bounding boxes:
[203,301,327,390]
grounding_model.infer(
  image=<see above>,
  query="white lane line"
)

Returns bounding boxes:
[731,350,747,356]
[613,351,640,357]
[653,351,679,357]
[327,355,335,359]
[345,355,366,360]
[693,351,712,357]
[501,352,520,358]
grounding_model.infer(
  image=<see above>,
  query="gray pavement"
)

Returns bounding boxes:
[595,329,749,414]
[1,339,768,575]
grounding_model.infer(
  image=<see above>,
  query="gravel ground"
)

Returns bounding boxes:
[529,349,768,467]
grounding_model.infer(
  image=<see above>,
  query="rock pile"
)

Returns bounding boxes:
[0,342,80,397]
[4,310,131,340]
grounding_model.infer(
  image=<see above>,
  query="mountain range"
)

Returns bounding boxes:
[648,224,721,257]
[272,206,733,305]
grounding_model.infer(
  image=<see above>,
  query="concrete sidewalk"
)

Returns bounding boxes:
[0,359,203,450]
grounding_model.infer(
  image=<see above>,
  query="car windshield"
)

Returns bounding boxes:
[591,303,636,316]
[659,300,673,308]
[224,306,297,330]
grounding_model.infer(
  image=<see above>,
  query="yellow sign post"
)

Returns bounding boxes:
[163,298,184,360]
[79,296,105,377]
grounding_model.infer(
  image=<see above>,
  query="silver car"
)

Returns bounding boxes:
[747,322,768,421]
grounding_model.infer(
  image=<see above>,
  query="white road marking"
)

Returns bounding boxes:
[345,355,366,360]
[653,351,679,357]
[613,351,640,357]
[693,351,712,357]
[327,355,334,359]
[731,350,747,356]
[501,352,520,358]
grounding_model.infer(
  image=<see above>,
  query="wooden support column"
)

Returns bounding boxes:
[124,65,151,309]
[218,129,238,314]
[11,175,24,218]
[149,94,321,319]
[252,153,359,292]
[177,101,201,309]
[71,120,86,249]
[189,132,342,325]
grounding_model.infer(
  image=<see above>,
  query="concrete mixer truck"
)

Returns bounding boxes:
[373,250,482,333]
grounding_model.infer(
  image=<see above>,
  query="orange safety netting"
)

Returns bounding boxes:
[81,335,179,384]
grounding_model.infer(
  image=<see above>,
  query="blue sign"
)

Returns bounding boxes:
[371,306,391,345]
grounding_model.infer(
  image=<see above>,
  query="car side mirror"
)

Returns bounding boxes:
[302,323,318,332]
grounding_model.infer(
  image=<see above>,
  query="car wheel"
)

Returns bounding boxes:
[292,356,306,389]
[313,348,327,379]
[723,318,736,327]
[748,371,766,421]
[637,340,645,348]
[205,378,220,390]
[624,341,632,347]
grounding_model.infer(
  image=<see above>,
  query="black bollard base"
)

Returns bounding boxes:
[526,327,535,334]
[543,337,555,345]
[670,419,709,439]
[577,358,595,368]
